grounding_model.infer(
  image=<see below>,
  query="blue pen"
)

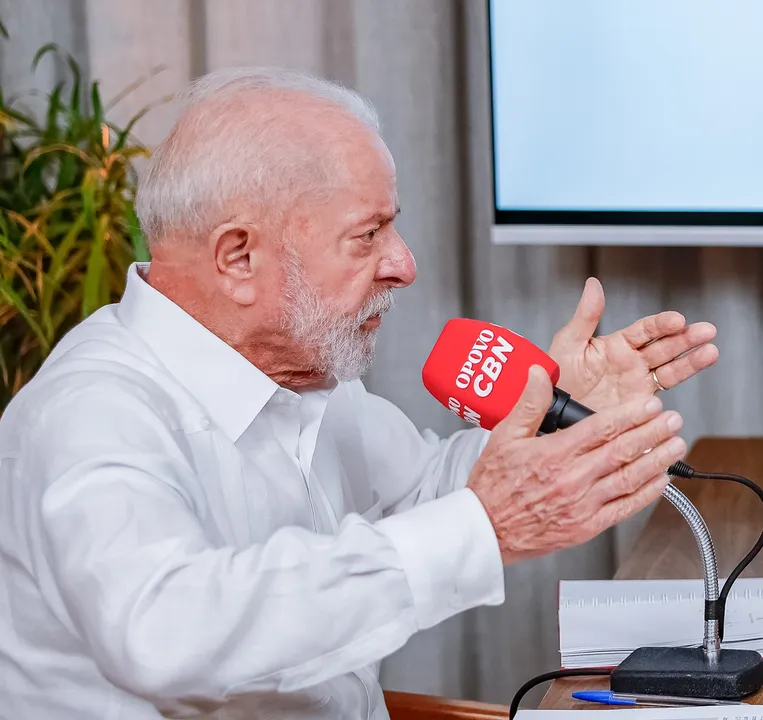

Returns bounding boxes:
[572,690,744,707]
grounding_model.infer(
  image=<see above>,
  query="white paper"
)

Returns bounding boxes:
[558,578,763,668]
[517,708,762,720]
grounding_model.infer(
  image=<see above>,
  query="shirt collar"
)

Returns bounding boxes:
[117,262,281,441]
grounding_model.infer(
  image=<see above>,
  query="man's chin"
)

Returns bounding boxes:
[330,348,377,382]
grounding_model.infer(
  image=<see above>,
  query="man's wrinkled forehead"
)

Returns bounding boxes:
[343,193,400,228]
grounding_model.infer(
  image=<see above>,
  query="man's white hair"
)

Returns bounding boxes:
[135,67,381,245]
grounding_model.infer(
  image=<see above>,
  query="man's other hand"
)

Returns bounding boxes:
[548,277,718,412]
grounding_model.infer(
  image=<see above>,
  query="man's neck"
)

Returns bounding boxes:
[145,263,332,392]
[228,337,335,391]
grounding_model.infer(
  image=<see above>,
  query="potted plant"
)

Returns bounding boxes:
[0,27,153,410]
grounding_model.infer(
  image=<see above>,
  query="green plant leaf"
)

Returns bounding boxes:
[50,292,80,330]
[41,188,78,215]
[31,43,60,72]
[0,219,22,261]
[0,277,49,353]
[111,144,151,164]
[23,142,97,172]
[0,106,37,130]
[91,81,104,130]
[0,342,10,392]
[56,152,79,191]
[124,200,150,261]
[41,212,87,339]
[81,168,99,224]
[114,106,152,150]
[0,250,39,276]
[45,82,64,139]
[82,214,108,319]
[5,211,55,256]
[66,54,82,135]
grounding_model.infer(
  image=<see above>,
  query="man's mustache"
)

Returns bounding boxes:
[356,290,395,324]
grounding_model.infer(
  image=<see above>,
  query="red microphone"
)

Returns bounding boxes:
[422,318,593,433]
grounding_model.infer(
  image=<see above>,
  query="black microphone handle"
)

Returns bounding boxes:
[538,387,594,434]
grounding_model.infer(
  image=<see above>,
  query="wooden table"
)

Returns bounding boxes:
[384,437,763,718]
[540,437,763,710]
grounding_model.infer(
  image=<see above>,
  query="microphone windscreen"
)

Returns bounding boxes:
[422,318,560,430]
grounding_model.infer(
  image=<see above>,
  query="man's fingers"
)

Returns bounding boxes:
[591,434,686,505]
[590,472,672,535]
[556,395,665,457]
[652,344,720,390]
[639,322,717,369]
[620,311,686,349]
[574,410,683,485]
[493,365,554,441]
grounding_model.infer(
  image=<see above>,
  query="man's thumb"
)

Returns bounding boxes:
[495,365,554,440]
[556,277,605,346]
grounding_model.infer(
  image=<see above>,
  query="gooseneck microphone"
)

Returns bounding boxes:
[424,318,763,702]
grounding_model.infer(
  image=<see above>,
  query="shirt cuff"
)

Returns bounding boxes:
[376,488,505,631]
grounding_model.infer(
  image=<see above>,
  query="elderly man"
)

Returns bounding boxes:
[0,68,717,719]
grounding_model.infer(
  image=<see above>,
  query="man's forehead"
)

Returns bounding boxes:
[343,188,399,223]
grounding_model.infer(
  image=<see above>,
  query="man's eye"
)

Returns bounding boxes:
[364,229,377,242]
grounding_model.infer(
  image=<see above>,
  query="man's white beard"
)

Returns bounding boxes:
[280,246,395,381]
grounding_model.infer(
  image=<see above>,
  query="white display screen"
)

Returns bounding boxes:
[489,0,763,240]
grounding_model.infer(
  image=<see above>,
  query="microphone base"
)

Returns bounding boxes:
[610,646,763,699]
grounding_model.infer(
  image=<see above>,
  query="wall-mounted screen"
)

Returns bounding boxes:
[489,0,763,245]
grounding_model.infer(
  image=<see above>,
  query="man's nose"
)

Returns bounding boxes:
[376,230,416,288]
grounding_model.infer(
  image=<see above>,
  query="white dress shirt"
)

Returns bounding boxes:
[0,263,505,719]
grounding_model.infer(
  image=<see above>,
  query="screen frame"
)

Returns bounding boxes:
[486,0,763,244]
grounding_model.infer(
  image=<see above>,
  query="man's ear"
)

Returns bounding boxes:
[211,222,262,305]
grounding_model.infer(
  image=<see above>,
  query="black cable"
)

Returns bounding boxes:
[509,668,612,719]
[667,461,763,642]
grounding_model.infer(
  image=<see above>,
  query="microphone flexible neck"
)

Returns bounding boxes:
[662,483,721,660]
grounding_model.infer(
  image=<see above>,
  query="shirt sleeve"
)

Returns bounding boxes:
[352,382,505,632]
[353,381,492,513]
[25,379,503,713]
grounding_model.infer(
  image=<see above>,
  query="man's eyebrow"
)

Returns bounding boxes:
[350,205,401,229]
[374,205,401,222]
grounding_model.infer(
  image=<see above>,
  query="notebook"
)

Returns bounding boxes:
[558,578,763,669]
